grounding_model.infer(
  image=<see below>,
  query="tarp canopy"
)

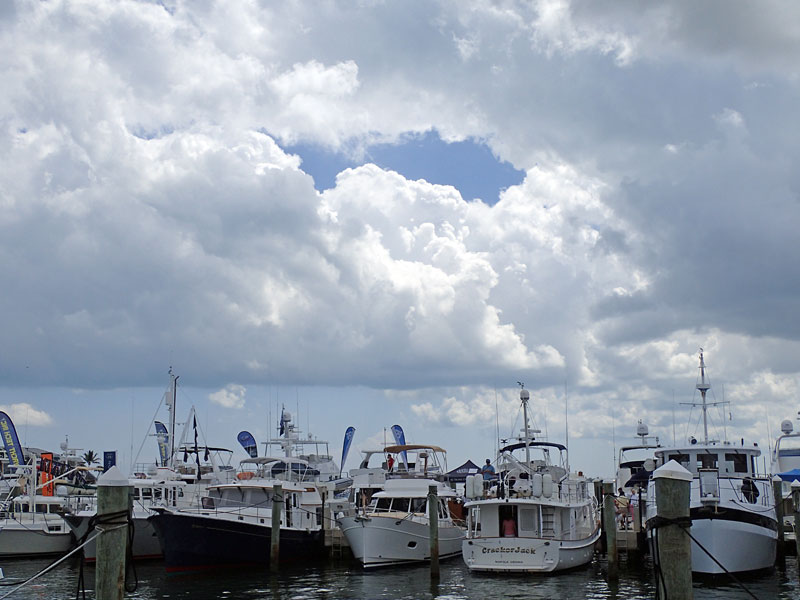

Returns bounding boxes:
[446,460,480,483]
[777,468,800,482]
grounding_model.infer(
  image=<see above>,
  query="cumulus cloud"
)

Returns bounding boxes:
[0,403,53,427]
[209,385,247,410]
[3,1,800,474]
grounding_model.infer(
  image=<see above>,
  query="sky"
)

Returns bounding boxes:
[2,0,800,478]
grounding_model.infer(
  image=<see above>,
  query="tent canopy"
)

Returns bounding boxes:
[446,459,481,483]
[777,468,800,482]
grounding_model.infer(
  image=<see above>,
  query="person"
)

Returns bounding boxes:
[480,459,496,490]
[502,514,517,537]
[742,477,759,503]
[628,487,639,526]
[614,489,629,529]
[387,454,395,472]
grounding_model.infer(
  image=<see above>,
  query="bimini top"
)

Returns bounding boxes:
[500,441,567,454]
[383,444,446,454]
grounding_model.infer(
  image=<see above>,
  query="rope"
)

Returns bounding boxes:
[74,508,138,599]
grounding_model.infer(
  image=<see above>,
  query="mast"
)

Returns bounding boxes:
[168,367,179,466]
[696,349,711,444]
[520,385,531,467]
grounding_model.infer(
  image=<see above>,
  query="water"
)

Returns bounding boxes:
[2,554,799,599]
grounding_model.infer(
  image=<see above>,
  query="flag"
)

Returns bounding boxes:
[0,411,24,467]
[193,415,201,481]
[40,452,54,496]
[279,407,290,436]
[390,424,408,468]
[154,421,170,466]
[237,431,259,458]
[340,427,355,476]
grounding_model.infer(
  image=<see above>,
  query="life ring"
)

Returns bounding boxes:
[237,471,255,480]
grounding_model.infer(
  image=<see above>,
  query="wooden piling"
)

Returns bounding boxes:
[652,461,693,600]
[428,484,439,579]
[773,476,785,561]
[271,484,282,572]
[601,481,618,581]
[95,466,131,600]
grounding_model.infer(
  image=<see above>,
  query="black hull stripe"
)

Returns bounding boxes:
[689,506,778,532]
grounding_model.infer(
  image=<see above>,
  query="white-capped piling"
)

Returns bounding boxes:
[96,466,132,600]
[652,460,693,600]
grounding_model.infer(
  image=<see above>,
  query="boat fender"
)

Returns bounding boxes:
[237,472,255,480]
[542,473,553,498]
[532,473,543,497]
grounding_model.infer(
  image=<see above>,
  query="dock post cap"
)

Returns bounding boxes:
[652,460,693,482]
[772,474,783,482]
[97,465,129,487]
[791,480,800,490]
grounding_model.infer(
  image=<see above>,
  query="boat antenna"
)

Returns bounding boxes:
[494,385,500,459]
[518,382,531,467]
[564,379,569,473]
[168,367,179,465]
[672,390,676,445]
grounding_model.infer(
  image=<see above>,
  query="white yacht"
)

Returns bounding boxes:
[338,444,465,568]
[616,421,661,494]
[149,456,326,570]
[0,493,74,557]
[770,417,800,544]
[645,350,778,575]
[461,387,600,573]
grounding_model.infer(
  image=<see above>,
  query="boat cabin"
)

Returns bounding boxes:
[236,457,321,483]
[654,443,760,477]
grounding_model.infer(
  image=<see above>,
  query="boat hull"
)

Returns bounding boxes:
[461,529,600,573]
[0,520,74,557]
[149,512,325,570]
[687,509,777,575]
[65,513,163,561]
[339,515,464,568]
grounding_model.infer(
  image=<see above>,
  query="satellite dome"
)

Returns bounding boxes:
[636,421,649,437]
[781,419,794,435]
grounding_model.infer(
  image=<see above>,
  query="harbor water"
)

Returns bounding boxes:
[2,554,799,599]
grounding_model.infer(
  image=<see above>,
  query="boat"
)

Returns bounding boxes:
[64,370,236,561]
[461,387,601,573]
[614,421,661,533]
[149,456,326,570]
[645,350,778,575]
[262,408,353,496]
[0,493,74,557]
[769,416,800,545]
[337,444,465,568]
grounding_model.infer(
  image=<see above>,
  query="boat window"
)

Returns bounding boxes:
[133,489,140,500]
[725,453,748,474]
[393,498,410,512]
[201,496,215,509]
[153,488,163,501]
[374,497,392,511]
[697,454,718,470]
[668,454,690,469]
[243,489,271,508]
[438,499,448,519]
[518,507,536,533]
[410,498,426,513]
[36,504,46,512]
[141,488,152,500]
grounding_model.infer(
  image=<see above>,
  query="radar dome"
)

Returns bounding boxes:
[636,422,649,437]
[781,419,794,435]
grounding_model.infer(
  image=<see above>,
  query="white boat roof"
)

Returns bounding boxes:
[655,443,760,457]
[373,478,457,498]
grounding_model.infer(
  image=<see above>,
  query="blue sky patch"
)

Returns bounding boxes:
[285,130,525,204]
